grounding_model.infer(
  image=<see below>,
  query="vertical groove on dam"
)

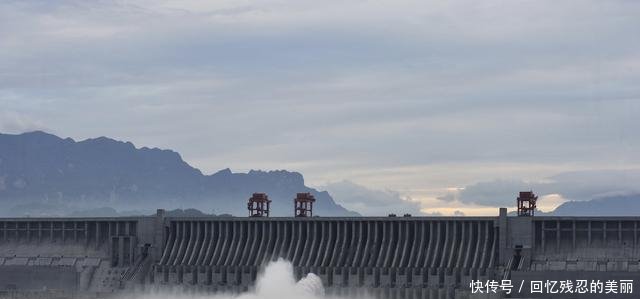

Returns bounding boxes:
[7,215,640,298]
[154,218,499,295]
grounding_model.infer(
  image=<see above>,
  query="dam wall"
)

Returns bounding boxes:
[0,217,158,295]
[1,211,640,298]
[0,218,140,265]
[152,217,499,297]
[506,217,640,298]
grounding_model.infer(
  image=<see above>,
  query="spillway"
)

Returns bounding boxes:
[1,209,640,298]
[153,217,498,298]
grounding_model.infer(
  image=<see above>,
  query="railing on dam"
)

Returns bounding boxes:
[7,212,640,298]
[154,217,499,292]
[0,218,140,267]
[530,218,640,272]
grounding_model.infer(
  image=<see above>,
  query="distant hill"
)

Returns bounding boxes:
[0,131,358,217]
[67,207,232,217]
[505,195,640,217]
[551,194,640,216]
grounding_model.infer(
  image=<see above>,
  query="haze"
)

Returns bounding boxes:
[1,1,639,215]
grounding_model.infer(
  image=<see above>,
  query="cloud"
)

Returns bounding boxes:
[322,180,431,216]
[452,210,465,217]
[0,111,47,134]
[442,169,640,208]
[1,0,639,201]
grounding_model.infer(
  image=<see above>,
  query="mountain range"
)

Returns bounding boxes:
[551,194,640,216]
[0,131,358,217]
[1,131,638,217]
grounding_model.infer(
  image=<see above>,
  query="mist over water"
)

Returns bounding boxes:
[127,259,367,299]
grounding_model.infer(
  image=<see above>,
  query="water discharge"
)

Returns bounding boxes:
[126,259,369,299]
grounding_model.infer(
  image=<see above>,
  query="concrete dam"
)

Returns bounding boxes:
[2,209,640,298]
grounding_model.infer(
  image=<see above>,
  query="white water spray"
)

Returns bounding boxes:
[241,259,325,299]
[127,259,367,299]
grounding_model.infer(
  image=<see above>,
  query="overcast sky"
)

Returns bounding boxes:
[1,1,640,215]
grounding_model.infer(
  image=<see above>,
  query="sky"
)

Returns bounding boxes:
[1,0,640,215]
